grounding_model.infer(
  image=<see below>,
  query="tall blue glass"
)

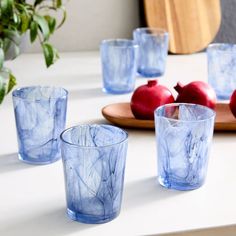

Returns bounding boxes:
[207,43,236,100]
[60,124,128,224]
[12,86,68,165]
[133,28,169,77]
[154,103,215,191]
[100,39,139,94]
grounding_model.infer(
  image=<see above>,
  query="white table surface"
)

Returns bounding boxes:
[0,51,236,236]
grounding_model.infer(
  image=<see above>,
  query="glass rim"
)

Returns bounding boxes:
[133,27,168,36]
[207,43,236,52]
[154,103,216,123]
[12,86,68,101]
[100,39,138,48]
[60,124,128,148]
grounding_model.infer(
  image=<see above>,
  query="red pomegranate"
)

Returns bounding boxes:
[174,81,216,109]
[131,80,175,120]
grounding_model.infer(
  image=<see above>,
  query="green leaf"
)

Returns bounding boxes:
[34,0,44,7]
[0,68,16,102]
[20,12,30,33]
[56,6,67,29]
[1,0,14,18]
[0,75,6,104]
[42,43,54,67]
[53,47,59,60]
[34,14,50,41]
[13,12,20,25]
[2,38,12,53]
[3,29,21,45]
[44,15,56,34]
[0,87,5,104]
[52,0,62,8]
[0,49,4,70]
[2,35,20,60]
[30,21,38,43]
[56,0,62,8]
[3,40,20,60]
[12,44,20,59]
[0,39,3,49]
[7,73,16,94]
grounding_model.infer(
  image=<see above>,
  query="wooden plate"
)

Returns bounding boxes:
[102,103,236,131]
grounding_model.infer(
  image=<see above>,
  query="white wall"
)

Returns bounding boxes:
[26,0,140,53]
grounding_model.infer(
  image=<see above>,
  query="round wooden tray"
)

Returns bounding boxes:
[102,103,236,131]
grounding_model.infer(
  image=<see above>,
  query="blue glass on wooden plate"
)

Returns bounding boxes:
[207,43,236,100]
[12,86,68,165]
[100,39,139,94]
[133,27,169,78]
[60,124,128,224]
[154,103,215,191]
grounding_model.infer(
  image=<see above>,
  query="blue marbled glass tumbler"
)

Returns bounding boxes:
[155,103,215,191]
[207,43,236,100]
[133,28,169,77]
[12,86,68,164]
[100,39,139,94]
[60,124,128,224]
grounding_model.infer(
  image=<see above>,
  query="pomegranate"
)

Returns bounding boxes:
[229,90,236,118]
[131,80,175,120]
[174,81,216,109]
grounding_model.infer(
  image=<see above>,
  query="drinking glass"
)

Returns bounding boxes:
[60,124,128,223]
[207,43,236,100]
[12,86,68,164]
[154,103,215,190]
[100,39,139,94]
[133,27,169,77]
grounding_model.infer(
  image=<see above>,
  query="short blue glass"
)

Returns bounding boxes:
[60,124,128,224]
[154,103,215,191]
[133,27,169,77]
[207,43,236,100]
[12,86,68,165]
[100,39,139,94]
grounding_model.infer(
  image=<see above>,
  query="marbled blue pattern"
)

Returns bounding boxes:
[133,28,169,77]
[154,104,215,190]
[207,43,236,100]
[60,124,128,224]
[12,86,68,164]
[100,39,139,94]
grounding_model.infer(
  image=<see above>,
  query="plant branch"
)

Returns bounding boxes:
[0,0,68,104]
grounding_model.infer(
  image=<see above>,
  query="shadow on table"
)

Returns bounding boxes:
[123,177,185,210]
[213,132,236,139]
[0,153,37,174]
[0,207,97,236]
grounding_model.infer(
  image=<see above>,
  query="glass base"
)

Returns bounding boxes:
[67,208,120,224]
[137,69,163,78]
[158,176,204,191]
[102,87,133,95]
[216,94,230,101]
[18,153,61,165]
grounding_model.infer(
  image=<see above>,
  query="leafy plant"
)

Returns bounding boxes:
[0,48,16,104]
[0,0,67,103]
